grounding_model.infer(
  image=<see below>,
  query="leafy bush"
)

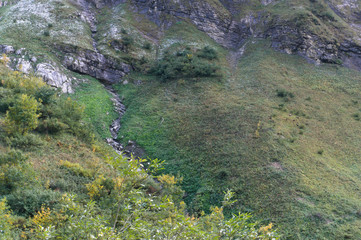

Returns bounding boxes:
[1,70,45,95]
[0,150,33,195]
[0,198,15,239]
[352,113,360,121]
[0,96,14,113]
[6,188,60,217]
[276,89,295,102]
[0,87,15,113]
[122,36,134,48]
[4,94,41,135]
[37,118,68,134]
[50,97,94,141]
[149,49,219,81]
[5,133,44,149]
[142,42,152,50]
[197,46,218,60]
[0,149,28,165]
[34,87,56,105]
[60,160,93,178]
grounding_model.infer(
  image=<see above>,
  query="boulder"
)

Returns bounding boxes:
[63,49,131,84]
[36,63,73,93]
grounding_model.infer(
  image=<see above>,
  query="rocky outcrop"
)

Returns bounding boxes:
[131,0,361,69]
[61,0,131,84]
[0,44,73,93]
[36,63,73,93]
[130,0,252,48]
[265,26,340,64]
[73,0,124,9]
[63,49,131,84]
[0,45,15,54]
[0,0,18,7]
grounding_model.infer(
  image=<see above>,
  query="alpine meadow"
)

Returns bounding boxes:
[0,0,360,239]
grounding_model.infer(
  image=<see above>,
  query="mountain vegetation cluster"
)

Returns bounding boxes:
[0,0,360,239]
[0,62,277,239]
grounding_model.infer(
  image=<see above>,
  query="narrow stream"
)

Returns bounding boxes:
[105,85,126,154]
[79,0,141,156]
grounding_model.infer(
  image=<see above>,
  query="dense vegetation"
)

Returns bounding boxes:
[0,61,278,239]
[149,47,220,81]
[115,41,361,239]
[0,0,360,238]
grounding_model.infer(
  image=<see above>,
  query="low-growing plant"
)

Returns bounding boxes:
[142,42,152,50]
[5,133,44,149]
[0,198,15,239]
[276,89,294,99]
[122,36,134,50]
[197,46,218,60]
[37,118,68,134]
[149,48,220,81]
[6,188,60,217]
[60,160,93,178]
[35,87,56,105]
[352,113,360,121]
[0,149,28,165]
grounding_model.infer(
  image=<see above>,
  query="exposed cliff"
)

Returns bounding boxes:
[130,0,361,69]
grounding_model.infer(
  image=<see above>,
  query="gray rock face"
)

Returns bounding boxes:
[17,59,33,74]
[131,0,252,48]
[36,63,73,93]
[261,0,274,5]
[72,0,124,9]
[0,45,14,54]
[131,0,361,69]
[0,44,73,92]
[63,49,131,84]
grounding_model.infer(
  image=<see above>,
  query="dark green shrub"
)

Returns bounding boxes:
[34,87,56,105]
[0,149,28,165]
[352,113,360,121]
[53,97,84,125]
[37,118,68,134]
[4,94,41,135]
[0,97,14,113]
[60,160,93,178]
[0,88,15,113]
[6,188,60,217]
[0,165,29,194]
[317,149,324,155]
[5,133,44,149]
[44,30,50,37]
[122,36,134,48]
[149,49,219,81]
[197,46,218,60]
[143,42,152,50]
[276,89,295,102]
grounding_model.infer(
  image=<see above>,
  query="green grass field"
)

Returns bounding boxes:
[71,76,118,139]
[114,40,361,239]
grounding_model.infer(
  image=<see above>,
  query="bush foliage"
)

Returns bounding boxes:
[149,46,220,81]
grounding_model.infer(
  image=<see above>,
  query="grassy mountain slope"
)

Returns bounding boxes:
[0,0,360,239]
[114,20,361,238]
[0,63,278,239]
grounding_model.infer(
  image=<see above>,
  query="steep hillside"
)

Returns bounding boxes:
[0,0,360,239]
